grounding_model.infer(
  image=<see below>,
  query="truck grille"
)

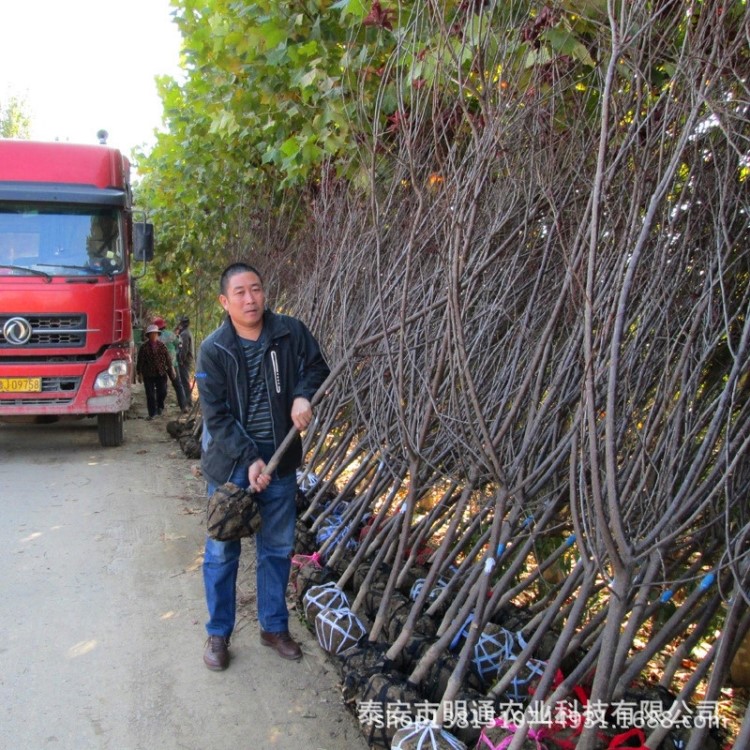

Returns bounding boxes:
[0,396,76,406]
[0,314,87,348]
[43,376,80,392]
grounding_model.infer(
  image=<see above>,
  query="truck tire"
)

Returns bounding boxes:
[98,412,124,447]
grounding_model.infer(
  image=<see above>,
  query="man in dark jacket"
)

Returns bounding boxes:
[197,262,330,670]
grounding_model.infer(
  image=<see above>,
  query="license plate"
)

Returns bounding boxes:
[0,377,42,393]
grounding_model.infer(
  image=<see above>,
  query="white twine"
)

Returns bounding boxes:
[303,582,349,621]
[314,607,367,656]
[390,721,467,750]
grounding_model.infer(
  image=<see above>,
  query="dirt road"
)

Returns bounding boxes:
[0,396,368,750]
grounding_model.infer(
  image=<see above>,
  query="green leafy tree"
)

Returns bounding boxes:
[0,92,31,138]
[136,0,610,322]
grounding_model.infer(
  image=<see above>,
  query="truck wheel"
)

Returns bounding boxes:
[98,412,124,447]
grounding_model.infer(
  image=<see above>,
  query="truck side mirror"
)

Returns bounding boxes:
[133,222,154,262]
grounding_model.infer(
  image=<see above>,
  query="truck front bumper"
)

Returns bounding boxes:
[0,347,132,416]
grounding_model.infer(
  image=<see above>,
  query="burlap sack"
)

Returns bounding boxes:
[359,673,422,749]
[491,603,532,631]
[340,642,392,704]
[353,560,392,592]
[472,625,517,685]
[385,594,413,642]
[205,482,261,541]
[292,557,334,599]
[326,551,357,584]
[396,565,430,598]
[179,434,201,459]
[303,582,349,623]
[315,606,367,656]
[294,521,317,555]
[166,419,184,437]
[413,614,438,639]
[363,588,384,619]
[491,656,547,700]
[409,576,447,603]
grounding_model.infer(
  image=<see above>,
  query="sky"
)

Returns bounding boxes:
[0,0,183,158]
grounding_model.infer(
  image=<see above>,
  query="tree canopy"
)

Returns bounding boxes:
[0,92,31,138]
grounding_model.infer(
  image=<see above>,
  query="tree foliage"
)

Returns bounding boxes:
[0,92,31,138]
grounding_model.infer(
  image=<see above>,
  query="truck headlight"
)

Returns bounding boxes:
[95,360,129,390]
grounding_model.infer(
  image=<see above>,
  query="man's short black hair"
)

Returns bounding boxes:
[220,262,263,295]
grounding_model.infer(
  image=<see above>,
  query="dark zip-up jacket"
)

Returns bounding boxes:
[196,310,330,487]
[136,339,173,378]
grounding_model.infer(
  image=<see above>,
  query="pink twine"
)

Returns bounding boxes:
[290,551,323,594]
[291,550,323,569]
[476,718,551,750]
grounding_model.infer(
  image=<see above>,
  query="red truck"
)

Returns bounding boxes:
[0,139,153,446]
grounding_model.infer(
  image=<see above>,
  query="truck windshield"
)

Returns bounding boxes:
[0,206,124,276]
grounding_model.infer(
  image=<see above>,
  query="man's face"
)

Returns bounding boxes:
[219,271,266,332]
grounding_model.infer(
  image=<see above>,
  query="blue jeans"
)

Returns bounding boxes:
[203,446,297,638]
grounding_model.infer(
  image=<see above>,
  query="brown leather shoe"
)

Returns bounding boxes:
[203,635,230,671]
[260,630,302,661]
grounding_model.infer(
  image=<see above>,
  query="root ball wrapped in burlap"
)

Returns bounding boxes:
[294,522,317,555]
[354,561,392,592]
[362,587,384,619]
[179,434,201,459]
[303,581,349,623]
[315,606,367,656]
[491,603,532,632]
[413,614,438,639]
[490,656,547,700]
[292,557,334,600]
[340,641,393,704]
[166,419,184,437]
[385,594,413,642]
[472,624,518,686]
[359,673,422,749]
[409,577,447,603]
[396,565,430,598]
[326,551,357,585]
[205,482,261,541]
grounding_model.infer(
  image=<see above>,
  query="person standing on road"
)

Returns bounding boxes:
[153,316,188,413]
[136,324,175,420]
[176,315,195,406]
[197,262,330,670]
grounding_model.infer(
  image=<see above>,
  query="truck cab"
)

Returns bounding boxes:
[0,140,153,446]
